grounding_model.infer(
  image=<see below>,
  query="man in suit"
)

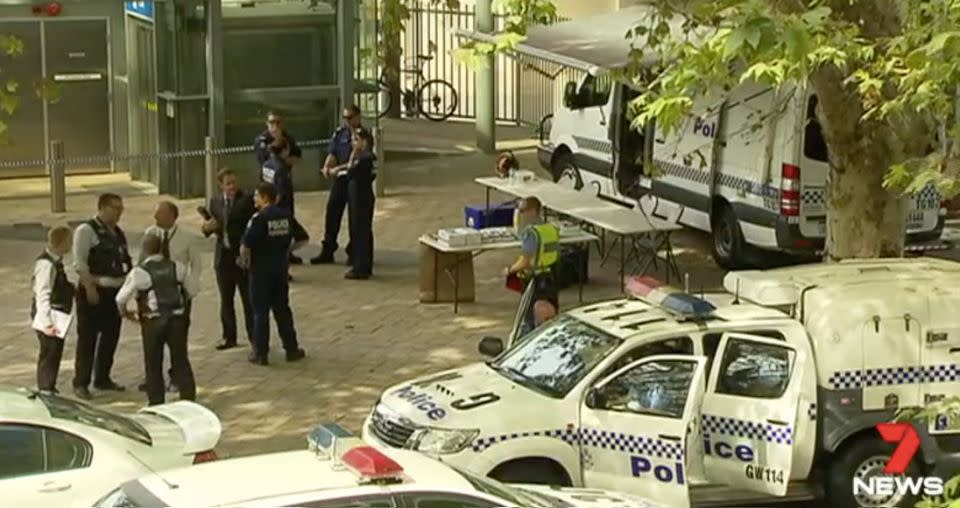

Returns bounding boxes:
[201,168,256,351]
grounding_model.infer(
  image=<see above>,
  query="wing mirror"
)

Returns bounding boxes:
[585,387,607,409]
[478,336,504,357]
[563,81,580,109]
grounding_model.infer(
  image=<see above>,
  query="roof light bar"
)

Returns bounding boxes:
[341,446,405,483]
[625,275,715,319]
[308,423,363,461]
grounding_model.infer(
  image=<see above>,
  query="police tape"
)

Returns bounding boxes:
[0,139,332,170]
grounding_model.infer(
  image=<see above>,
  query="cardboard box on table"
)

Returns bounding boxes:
[419,242,475,303]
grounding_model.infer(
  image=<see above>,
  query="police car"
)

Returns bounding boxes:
[0,388,220,506]
[93,423,662,508]
[363,258,960,508]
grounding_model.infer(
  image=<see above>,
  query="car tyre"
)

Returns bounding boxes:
[550,152,583,191]
[489,459,572,486]
[827,436,922,508]
[711,203,748,269]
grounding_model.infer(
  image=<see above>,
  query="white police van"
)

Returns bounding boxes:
[363,258,960,508]
[458,7,946,268]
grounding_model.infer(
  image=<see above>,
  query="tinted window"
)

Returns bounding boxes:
[577,75,614,108]
[599,337,694,380]
[803,96,828,162]
[46,429,93,472]
[452,466,546,507]
[490,315,623,398]
[703,331,785,374]
[402,493,497,508]
[0,425,45,479]
[39,393,152,445]
[716,339,793,398]
[594,359,697,418]
[292,495,397,508]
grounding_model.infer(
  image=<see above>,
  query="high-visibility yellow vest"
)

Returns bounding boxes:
[530,223,559,274]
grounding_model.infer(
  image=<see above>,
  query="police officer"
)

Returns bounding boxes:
[344,128,376,280]
[311,104,362,265]
[72,193,132,399]
[504,196,559,336]
[255,111,304,265]
[116,235,197,406]
[261,138,295,215]
[31,226,75,393]
[240,182,308,365]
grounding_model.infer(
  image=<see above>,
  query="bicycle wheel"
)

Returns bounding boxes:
[377,72,392,119]
[417,79,458,122]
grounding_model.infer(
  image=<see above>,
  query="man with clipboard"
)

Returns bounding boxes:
[31,226,76,393]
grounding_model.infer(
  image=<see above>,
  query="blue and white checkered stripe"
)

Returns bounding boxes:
[471,427,683,460]
[807,403,817,421]
[802,184,940,210]
[701,414,793,445]
[828,364,960,390]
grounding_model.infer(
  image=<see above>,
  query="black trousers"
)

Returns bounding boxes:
[216,256,253,345]
[348,178,375,275]
[520,273,559,335]
[141,315,195,406]
[36,332,64,391]
[250,270,299,356]
[321,176,352,256]
[74,286,122,389]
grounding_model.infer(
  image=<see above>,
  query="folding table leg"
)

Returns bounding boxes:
[454,254,460,314]
[620,236,626,293]
[601,236,619,267]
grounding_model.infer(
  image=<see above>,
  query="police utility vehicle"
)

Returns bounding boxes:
[458,6,946,268]
[363,258,960,508]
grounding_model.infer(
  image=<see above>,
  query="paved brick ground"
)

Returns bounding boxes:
[0,150,728,458]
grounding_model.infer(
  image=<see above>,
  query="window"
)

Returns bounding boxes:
[293,495,397,508]
[0,425,45,479]
[715,338,793,398]
[45,429,93,472]
[39,393,152,446]
[490,315,623,398]
[594,359,698,418]
[803,96,828,162]
[599,337,694,380]
[401,493,497,508]
[576,75,614,109]
[703,331,785,374]
[452,466,548,507]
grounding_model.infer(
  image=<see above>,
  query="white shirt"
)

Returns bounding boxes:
[32,248,62,330]
[72,219,127,288]
[139,224,202,299]
[116,255,193,316]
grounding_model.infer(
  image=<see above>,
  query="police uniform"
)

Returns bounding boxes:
[73,218,132,393]
[117,255,196,406]
[517,219,559,336]
[317,125,355,260]
[242,205,307,363]
[346,133,377,278]
[254,130,302,168]
[261,153,295,215]
[31,248,75,392]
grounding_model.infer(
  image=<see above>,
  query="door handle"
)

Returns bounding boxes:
[658,434,681,442]
[37,481,71,493]
[949,347,960,354]
[767,419,789,426]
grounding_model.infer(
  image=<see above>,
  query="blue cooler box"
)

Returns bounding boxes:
[465,202,516,229]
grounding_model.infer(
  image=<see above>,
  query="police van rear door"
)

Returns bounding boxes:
[578,354,706,507]
[700,333,805,496]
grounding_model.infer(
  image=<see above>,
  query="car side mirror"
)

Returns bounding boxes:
[585,387,606,409]
[478,336,504,357]
[563,81,579,109]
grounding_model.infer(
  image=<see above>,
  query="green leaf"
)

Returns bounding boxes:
[0,92,18,115]
[925,32,960,55]
[724,27,747,59]
[4,80,17,94]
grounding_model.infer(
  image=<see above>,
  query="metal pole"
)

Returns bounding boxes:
[475,0,496,153]
[49,140,66,213]
[204,136,216,202]
[338,0,356,111]
[206,0,224,144]
[374,126,385,197]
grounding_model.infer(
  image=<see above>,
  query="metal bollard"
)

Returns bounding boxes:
[49,140,66,213]
[204,136,216,202]
[374,126,385,198]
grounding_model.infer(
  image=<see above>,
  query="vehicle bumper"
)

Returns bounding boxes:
[537,144,554,171]
[773,215,950,254]
[362,416,496,475]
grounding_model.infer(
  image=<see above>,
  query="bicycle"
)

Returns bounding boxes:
[377,54,459,122]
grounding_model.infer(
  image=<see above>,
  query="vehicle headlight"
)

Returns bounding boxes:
[407,427,479,455]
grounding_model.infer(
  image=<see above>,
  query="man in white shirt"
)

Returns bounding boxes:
[137,201,201,393]
[117,235,198,406]
[32,226,75,393]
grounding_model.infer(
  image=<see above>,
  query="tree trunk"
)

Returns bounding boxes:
[382,0,404,119]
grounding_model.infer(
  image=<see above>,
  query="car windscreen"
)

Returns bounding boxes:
[39,393,152,446]
[489,315,623,398]
[452,465,550,507]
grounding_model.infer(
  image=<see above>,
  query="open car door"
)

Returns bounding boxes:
[504,279,536,350]
[578,354,706,508]
[700,333,806,496]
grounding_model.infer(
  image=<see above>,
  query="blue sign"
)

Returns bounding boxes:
[125,1,154,20]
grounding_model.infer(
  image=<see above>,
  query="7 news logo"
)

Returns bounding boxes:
[852,423,945,498]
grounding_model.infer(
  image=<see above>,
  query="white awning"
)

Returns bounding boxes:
[454,6,666,75]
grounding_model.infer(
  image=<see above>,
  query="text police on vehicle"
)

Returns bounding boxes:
[363,259,960,508]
